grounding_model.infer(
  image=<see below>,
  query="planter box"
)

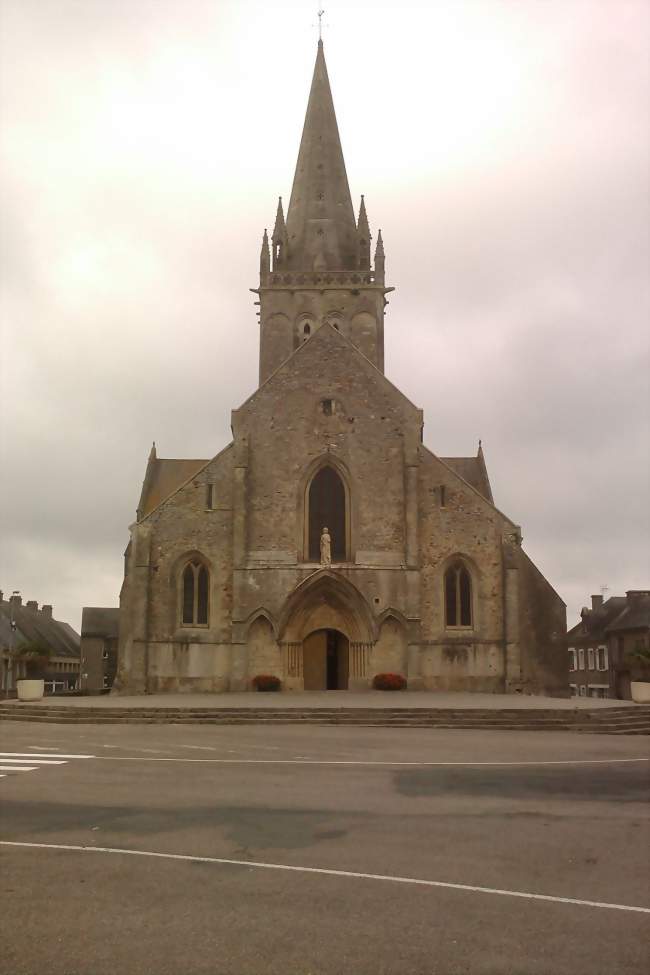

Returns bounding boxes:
[17,679,45,702]
[630,681,650,704]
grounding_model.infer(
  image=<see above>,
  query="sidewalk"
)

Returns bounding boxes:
[2,690,637,710]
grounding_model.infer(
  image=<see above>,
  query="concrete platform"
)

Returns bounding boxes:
[0,690,638,710]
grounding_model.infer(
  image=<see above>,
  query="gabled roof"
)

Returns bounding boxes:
[236,320,423,419]
[567,596,627,638]
[81,607,120,639]
[137,457,208,520]
[606,594,650,634]
[441,455,493,503]
[0,600,80,658]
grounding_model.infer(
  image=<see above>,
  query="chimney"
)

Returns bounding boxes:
[11,594,22,607]
[591,595,603,611]
[41,604,52,620]
[26,600,38,612]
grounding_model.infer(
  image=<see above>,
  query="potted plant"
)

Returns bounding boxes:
[628,646,650,703]
[13,642,51,702]
[251,674,281,692]
[372,673,407,691]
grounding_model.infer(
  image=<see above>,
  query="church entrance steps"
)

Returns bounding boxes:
[1,703,648,734]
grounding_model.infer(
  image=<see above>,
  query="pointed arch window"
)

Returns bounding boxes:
[444,562,473,628]
[182,560,209,626]
[306,465,348,563]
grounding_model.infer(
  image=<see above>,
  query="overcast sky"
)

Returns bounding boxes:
[1,0,648,632]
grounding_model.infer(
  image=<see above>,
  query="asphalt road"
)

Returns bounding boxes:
[0,721,648,975]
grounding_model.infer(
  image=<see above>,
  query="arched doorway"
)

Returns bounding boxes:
[303,629,349,690]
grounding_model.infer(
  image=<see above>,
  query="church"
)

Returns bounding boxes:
[114,41,567,696]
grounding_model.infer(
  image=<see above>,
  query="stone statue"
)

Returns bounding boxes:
[320,526,331,566]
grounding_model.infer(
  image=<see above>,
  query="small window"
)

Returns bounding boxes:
[568,648,577,671]
[440,485,446,507]
[578,648,585,670]
[587,648,595,670]
[206,484,213,509]
[303,323,311,341]
[103,676,110,689]
[579,685,587,697]
[102,648,109,660]
[445,563,472,627]
[322,399,333,416]
[597,646,608,671]
[569,683,578,697]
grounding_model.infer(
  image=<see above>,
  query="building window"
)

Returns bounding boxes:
[445,563,472,628]
[597,646,608,671]
[102,648,109,660]
[103,676,110,689]
[321,398,333,416]
[182,560,209,625]
[440,485,446,507]
[206,484,214,509]
[587,648,595,670]
[307,465,347,562]
[568,648,577,671]
[303,323,311,341]
[578,648,585,670]
[579,685,587,696]
[569,684,578,697]
[588,684,609,699]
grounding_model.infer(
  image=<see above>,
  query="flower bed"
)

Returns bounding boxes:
[372,673,407,691]
[252,674,282,692]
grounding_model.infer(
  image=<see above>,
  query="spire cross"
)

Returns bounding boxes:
[317,8,325,41]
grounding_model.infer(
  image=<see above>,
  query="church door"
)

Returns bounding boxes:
[303,629,349,690]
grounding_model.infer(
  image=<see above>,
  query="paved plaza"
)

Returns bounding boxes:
[0,720,648,975]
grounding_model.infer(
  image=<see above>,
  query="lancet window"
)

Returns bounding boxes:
[182,560,209,626]
[444,562,473,628]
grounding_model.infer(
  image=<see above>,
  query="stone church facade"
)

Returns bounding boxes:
[114,42,567,696]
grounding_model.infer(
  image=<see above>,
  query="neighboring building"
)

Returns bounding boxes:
[80,608,119,692]
[111,40,567,696]
[567,591,650,699]
[0,592,80,696]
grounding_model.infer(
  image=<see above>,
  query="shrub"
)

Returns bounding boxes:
[372,673,407,691]
[14,642,51,679]
[252,674,281,692]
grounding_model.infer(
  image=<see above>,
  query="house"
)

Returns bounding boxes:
[80,608,119,692]
[567,591,650,699]
[0,592,80,696]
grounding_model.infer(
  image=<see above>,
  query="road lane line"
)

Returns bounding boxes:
[1,841,648,914]
[92,757,650,766]
[0,752,95,762]
[0,765,38,772]
[0,758,66,765]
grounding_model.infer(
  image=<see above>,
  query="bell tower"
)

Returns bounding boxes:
[255,40,392,384]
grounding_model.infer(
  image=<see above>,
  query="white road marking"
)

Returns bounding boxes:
[0,765,38,772]
[0,752,94,760]
[2,840,648,914]
[93,756,650,767]
[0,758,67,765]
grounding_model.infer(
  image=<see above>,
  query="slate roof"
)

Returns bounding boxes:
[0,599,80,658]
[440,456,493,503]
[606,594,650,634]
[81,607,120,638]
[137,456,208,520]
[568,595,632,639]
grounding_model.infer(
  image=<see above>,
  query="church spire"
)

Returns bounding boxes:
[284,40,357,270]
[260,229,270,282]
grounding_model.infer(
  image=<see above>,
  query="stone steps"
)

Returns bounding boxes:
[1,703,649,734]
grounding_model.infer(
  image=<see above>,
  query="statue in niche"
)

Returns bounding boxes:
[320,526,332,566]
